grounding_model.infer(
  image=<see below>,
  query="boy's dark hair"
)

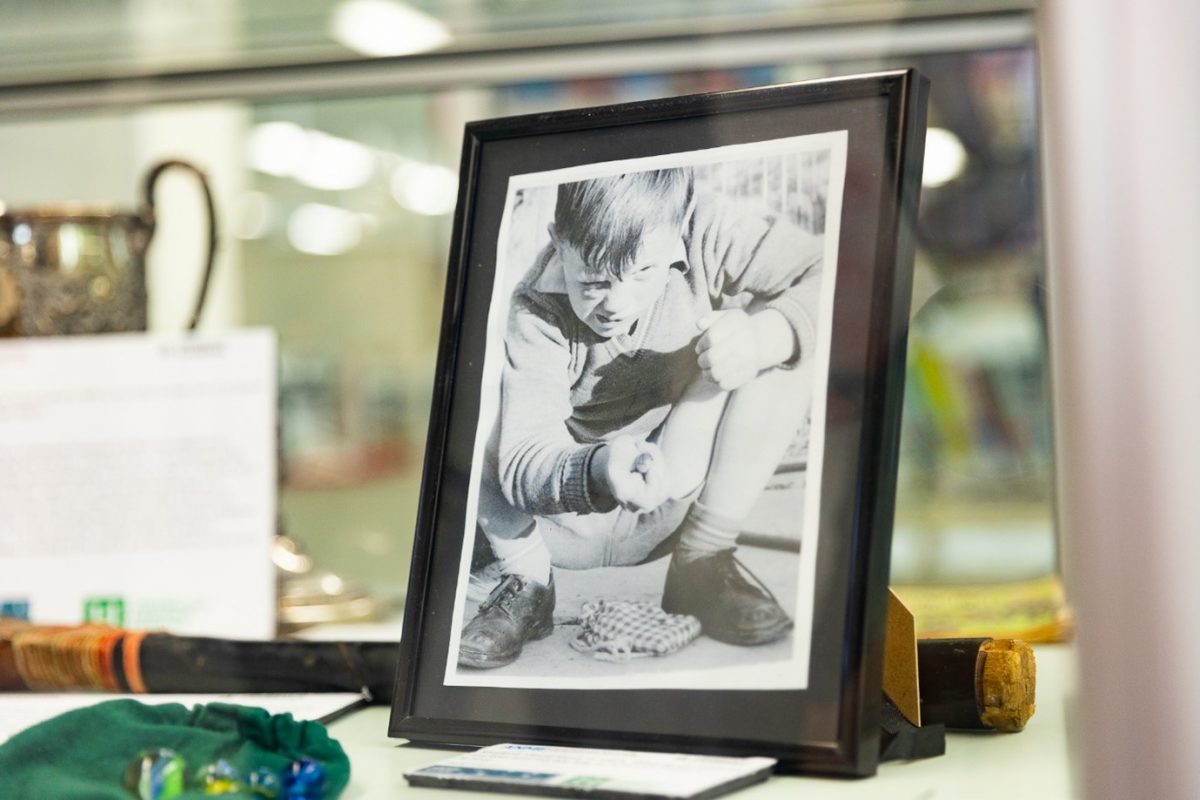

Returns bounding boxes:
[554,168,693,278]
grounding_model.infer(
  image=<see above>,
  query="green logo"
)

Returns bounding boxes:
[83,597,125,626]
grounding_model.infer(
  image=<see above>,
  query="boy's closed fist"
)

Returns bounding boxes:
[695,308,797,391]
[695,309,759,390]
[590,436,668,513]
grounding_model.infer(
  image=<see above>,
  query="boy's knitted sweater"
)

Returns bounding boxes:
[498,193,823,516]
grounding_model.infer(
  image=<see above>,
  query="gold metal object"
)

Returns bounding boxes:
[0,160,217,336]
[273,534,384,632]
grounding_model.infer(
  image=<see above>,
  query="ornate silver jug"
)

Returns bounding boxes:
[0,159,216,336]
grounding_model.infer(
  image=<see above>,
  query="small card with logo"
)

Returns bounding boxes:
[405,743,775,800]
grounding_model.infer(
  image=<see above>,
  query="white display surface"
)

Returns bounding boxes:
[0,641,1075,798]
[0,330,277,638]
[333,645,1077,799]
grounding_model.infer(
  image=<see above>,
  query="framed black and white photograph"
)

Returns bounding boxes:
[392,70,928,777]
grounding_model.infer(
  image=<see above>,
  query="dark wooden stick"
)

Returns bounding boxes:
[0,620,399,703]
[4,620,1034,733]
[135,635,399,703]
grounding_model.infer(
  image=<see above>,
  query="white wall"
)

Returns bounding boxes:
[1042,2,1200,797]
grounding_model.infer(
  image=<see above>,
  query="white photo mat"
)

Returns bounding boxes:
[445,131,848,691]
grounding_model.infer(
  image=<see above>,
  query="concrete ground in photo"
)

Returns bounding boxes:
[454,467,809,681]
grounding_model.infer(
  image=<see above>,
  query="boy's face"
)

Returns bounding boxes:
[553,223,678,338]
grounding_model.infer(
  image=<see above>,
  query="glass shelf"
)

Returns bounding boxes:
[0,1,1053,599]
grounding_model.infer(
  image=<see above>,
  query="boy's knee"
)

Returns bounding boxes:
[477,463,534,540]
[717,363,812,445]
[734,361,808,402]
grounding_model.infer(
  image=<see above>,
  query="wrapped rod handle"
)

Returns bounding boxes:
[918,637,1036,732]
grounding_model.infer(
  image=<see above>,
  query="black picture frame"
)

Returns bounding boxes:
[390,69,928,777]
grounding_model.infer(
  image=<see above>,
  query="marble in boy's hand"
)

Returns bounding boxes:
[591,436,668,513]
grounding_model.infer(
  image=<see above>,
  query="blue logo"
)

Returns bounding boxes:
[1,599,30,620]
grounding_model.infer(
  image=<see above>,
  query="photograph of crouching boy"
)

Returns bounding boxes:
[447,135,845,690]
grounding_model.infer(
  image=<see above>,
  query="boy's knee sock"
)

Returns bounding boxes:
[488,523,552,584]
[675,500,740,562]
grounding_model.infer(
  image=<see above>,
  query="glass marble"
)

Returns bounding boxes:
[247,766,282,798]
[194,759,244,795]
[122,748,186,800]
[281,757,326,799]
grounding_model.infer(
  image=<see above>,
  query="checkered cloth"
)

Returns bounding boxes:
[569,600,701,662]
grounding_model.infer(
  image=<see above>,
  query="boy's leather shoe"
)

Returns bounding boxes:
[458,574,555,669]
[661,549,792,645]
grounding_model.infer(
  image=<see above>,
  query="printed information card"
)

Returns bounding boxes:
[406,743,776,799]
[0,329,277,638]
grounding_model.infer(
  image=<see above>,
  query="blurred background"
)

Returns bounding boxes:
[0,0,1053,619]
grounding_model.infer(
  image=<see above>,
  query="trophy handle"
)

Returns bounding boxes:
[141,159,218,331]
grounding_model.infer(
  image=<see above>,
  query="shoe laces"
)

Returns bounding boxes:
[478,574,523,614]
[711,548,785,607]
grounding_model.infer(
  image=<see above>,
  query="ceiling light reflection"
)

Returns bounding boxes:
[247,123,376,191]
[391,162,458,216]
[923,127,968,188]
[294,132,376,191]
[246,121,307,177]
[330,0,452,57]
[287,203,363,256]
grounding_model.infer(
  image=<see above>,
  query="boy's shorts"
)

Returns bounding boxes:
[481,417,701,569]
[538,484,701,569]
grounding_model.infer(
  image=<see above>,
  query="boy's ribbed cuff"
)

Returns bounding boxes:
[560,442,613,514]
[764,260,821,368]
[766,293,818,369]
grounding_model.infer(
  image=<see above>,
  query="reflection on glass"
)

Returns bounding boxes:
[330,0,453,57]
[0,11,1053,605]
[232,45,1050,598]
[922,128,968,188]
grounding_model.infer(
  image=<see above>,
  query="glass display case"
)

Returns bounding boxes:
[0,0,1050,616]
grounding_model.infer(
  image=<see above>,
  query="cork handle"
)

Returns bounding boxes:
[978,638,1037,732]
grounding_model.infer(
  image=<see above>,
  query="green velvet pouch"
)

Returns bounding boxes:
[0,699,350,799]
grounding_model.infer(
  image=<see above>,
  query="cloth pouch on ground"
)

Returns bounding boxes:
[0,698,350,799]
